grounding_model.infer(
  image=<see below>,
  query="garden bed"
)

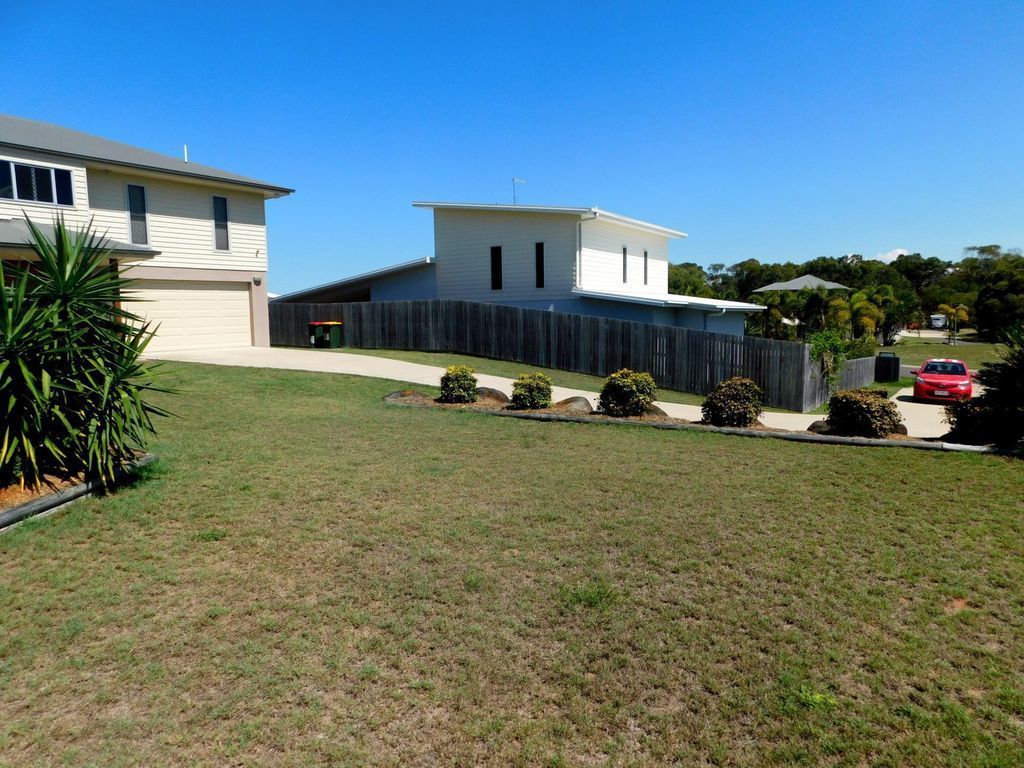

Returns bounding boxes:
[0,454,156,532]
[384,390,996,453]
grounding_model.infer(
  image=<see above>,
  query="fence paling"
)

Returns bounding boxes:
[269,299,874,412]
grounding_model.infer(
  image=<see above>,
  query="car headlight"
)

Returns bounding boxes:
[916,376,926,384]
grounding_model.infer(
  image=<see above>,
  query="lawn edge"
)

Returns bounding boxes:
[0,453,158,533]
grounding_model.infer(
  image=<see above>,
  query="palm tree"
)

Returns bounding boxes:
[936,303,970,345]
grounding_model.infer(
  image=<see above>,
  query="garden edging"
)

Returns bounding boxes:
[0,454,157,533]
[384,393,1000,454]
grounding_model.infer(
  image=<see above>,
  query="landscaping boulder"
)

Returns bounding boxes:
[555,396,593,414]
[807,420,831,434]
[892,423,908,436]
[645,404,669,418]
[476,387,510,404]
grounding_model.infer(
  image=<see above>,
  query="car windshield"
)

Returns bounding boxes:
[922,361,966,375]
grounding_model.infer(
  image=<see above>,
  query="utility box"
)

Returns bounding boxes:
[875,351,900,382]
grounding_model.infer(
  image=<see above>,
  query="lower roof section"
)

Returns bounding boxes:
[272,256,434,303]
[571,287,765,313]
[0,218,158,260]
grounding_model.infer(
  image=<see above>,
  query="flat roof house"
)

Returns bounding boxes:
[0,114,292,352]
[276,202,762,335]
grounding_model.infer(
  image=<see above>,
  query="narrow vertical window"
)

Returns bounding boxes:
[490,246,503,290]
[213,196,229,250]
[643,250,649,285]
[54,169,73,206]
[535,242,545,288]
[0,163,12,199]
[126,184,148,245]
[622,246,628,283]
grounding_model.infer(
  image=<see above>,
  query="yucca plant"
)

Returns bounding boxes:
[0,216,170,489]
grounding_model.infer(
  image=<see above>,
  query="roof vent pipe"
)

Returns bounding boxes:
[183,144,189,164]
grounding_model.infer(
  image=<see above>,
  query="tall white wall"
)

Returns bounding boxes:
[433,209,578,302]
[578,217,670,295]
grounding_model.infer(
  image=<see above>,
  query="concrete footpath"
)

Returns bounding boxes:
[151,346,950,438]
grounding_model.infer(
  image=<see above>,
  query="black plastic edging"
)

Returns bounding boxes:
[0,454,157,532]
[383,394,1001,454]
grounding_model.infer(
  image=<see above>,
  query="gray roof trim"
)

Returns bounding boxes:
[272,256,434,302]
[0,114,294,197]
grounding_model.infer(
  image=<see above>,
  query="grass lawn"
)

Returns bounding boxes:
[891,336,1004,369]
[2,363,1022,766]
[335,347,709,407]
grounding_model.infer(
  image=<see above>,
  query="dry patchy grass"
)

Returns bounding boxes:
[0,363,1022,766]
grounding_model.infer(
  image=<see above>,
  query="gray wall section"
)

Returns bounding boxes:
[370,266,438,300]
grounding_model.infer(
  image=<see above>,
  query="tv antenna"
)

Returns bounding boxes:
[512,177,527,204]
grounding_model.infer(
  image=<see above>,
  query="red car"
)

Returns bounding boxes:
[912,359,973,402]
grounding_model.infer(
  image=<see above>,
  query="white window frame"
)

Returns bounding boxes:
[0,158,75,208]
[211,195,230,251]
[124,183,149,246]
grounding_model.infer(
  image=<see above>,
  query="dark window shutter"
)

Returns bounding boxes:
[490,246,502,290]
[13,165,33,201]
[535,242,544,288]
[213,196,229,250]
[54,169,73,206]
[127,185,148,244]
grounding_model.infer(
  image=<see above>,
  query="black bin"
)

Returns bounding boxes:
[875,352,900,382]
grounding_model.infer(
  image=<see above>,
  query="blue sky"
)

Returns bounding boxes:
[5,2,1022,293]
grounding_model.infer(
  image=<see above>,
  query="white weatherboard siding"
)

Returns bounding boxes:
[578,218,670,295]
[0,149,91,226]
[121,281,252,353]
[87,172,268,272]
[434,209,578,302]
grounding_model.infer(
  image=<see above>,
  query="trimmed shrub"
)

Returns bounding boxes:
[701,377,764,427]
[944,399,996,445]
[438,365,478,403]
[844,335,877,360]
[826,389,903,438]
[599,369,657,417]
[510,372,553,410]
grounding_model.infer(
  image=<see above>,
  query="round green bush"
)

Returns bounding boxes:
[438,365,478,403]
[599,369,657,417]
[510,372,553,410]
[826,389,903,438]
[701,377,764,427]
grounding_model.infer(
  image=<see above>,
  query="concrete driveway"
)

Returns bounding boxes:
[151,346,951,438]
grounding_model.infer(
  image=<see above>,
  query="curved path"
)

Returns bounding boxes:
[150,347,949,438]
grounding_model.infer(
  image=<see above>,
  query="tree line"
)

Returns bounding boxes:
[668,245,1024,342]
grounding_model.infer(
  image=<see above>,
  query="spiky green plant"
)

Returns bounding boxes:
[0,217,170,489]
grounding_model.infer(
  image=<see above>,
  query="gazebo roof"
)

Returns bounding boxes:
[752,274,850,292]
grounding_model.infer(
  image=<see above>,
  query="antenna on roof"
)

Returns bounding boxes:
[183,144,189,164]
[512,177,526,204]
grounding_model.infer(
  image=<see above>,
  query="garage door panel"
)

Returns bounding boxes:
[122,280,252,353]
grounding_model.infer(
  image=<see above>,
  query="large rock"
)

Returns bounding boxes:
[476,387,510,404]
[645,404,669,418]
[555,396,593,414]
[807,420,831,434]
[892,424,909,436]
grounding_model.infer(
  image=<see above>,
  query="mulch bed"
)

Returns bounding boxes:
[387,390,787,432]
[0,474,84,512]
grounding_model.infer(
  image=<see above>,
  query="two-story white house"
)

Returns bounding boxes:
[0,114,292,352]
[275,202,762,335]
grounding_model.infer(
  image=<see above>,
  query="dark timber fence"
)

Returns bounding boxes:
[269,300,875,412]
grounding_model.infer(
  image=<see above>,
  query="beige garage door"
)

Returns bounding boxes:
[122,280,252,353]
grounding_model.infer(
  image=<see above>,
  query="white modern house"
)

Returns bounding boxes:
[0,114,292,352]
[275,202,763,335]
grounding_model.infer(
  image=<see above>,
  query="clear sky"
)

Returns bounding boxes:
[5,2,1022,293]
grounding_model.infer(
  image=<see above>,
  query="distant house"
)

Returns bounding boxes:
[0,114,293,353]
[274,202,763,335]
